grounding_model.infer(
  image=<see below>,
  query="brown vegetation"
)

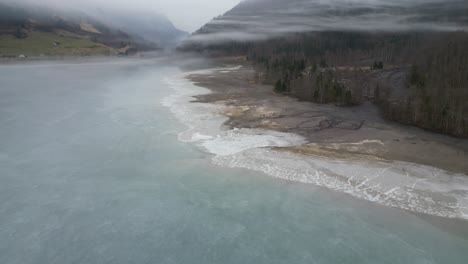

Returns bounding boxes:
[183,31,468,138]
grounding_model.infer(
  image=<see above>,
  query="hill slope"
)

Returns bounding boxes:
[0,2,186,56]
[188,0,468,44]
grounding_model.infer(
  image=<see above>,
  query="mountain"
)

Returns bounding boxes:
[0,2,186,56]
[187,0,468,44]
[183,0,468,138]
[89,8,188,47]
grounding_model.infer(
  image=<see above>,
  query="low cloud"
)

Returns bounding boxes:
[188,0,468,44]
[0,0,241,32]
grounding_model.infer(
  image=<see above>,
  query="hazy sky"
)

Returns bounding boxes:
[3,0,241,32]
[151,0,241,32]
[98,0,241,32]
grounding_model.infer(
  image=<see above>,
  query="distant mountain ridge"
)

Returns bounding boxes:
[90,8,188,47]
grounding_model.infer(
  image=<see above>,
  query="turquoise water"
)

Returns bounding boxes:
[0,58,467,264]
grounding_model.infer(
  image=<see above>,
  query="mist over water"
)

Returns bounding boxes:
[1,58,468,263]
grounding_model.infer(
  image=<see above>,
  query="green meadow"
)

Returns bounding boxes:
[0,31,113,56]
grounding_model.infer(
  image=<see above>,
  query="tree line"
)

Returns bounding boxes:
[183,31,468,138]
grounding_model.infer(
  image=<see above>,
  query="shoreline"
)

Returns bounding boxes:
[189,59,468,175]
[169,58,468,220]
[0,51,167,65]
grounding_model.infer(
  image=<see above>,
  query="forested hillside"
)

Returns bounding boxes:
[182,0,468,138]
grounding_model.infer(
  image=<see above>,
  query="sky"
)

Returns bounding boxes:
[1,0,242,32]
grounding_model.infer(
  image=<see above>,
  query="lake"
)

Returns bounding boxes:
[0,57,467,264]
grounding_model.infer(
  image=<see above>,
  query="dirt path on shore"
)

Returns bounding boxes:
[187,59,468,175]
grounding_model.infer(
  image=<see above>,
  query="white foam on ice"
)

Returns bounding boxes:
[213,148,468,219]
[161,66,306,156]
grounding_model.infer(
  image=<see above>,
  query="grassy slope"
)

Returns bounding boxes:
[0,31,113,56]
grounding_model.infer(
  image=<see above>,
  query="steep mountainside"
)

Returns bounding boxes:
[0,2,186,56]
[182,0,468,138]
[189,0,468,44]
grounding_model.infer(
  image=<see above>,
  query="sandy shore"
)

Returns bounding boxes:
[172,57,468,220]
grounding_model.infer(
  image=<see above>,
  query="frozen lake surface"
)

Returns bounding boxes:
[0,58,467,264]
